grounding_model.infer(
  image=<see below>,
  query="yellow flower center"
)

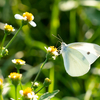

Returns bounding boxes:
[23,87,32,96]
[9,72,22,79]
[4,24,14,32]
[0,78,3,84]
[23,12,33,21]
[49,46,58,52]
[12,59,25,66]
[14,59,25,65]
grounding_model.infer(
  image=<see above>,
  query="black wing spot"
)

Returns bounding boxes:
[87,52,90,55]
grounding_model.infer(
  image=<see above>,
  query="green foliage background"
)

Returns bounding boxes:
[0,0,100,100]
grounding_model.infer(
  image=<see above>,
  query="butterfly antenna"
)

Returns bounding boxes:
[58,34,63,42]
[52,34,62,43]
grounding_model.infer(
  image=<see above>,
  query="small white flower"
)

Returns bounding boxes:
[14,12,36,27]
[20,87,38,100]
[12,59,25,65]
[45,46,59,60]
[4,23,15,32]
[34,82,39,86]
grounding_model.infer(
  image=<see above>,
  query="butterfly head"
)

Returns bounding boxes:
[60,42,68,54]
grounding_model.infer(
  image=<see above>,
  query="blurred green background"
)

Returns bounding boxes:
[1,0,100,100]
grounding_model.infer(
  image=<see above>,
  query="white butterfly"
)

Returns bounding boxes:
[61,42,100,77]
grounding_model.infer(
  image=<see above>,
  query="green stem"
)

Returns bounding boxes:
[1,34,7,49]
[31,58,48,88]
[17,68,20,73]
[35,85,45,94]
[0,91,3,100]
[0,95,3,100]
[0,34,7,59]
[48,66,54,92]
[15,86,17,100]
[5,25,23,50]
[17,68,23,90]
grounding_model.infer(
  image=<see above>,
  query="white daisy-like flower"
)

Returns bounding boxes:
[12,59,25,65]
[8,72,22,79]
[45,46,59,60]
[14,12,36,27]
[4,23,15,32]
[20,87,38,100]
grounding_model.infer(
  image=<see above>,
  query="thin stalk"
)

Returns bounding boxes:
[17,68,23,90]
[0,90,3,100]
[1,33,7,49]
[17,68,20,73]
[15,86,17,100]
[5,25,23,49]
[31,58,48,88]
[35,85,45,94]
[48,66,54,92]
[0,95,3,100]
[0,34,7,59]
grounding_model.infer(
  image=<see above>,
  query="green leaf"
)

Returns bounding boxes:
[39,90,59,100]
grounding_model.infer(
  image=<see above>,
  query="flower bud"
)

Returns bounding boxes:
[43,78,52,87]
[32,82,39,90]
[4,23,15,35]
[1,47,8,57]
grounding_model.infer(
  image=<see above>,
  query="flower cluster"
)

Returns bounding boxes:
[20,87,38,100]
[0,11,59,100]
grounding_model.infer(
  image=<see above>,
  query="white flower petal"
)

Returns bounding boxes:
[53,51,59,56]
[19,90,23,96]
[14,14,24,20]
[34,82,39,86]
[32,15,34,20]
[27,93,33,98]
[23,16,27,21]
[44,46,47,50]
[29,21,36,27]
[12,59,16,63]
[12,29,15,32]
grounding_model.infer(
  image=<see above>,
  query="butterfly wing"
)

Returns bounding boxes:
[68,42,100,64]
[62,45,90,76]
